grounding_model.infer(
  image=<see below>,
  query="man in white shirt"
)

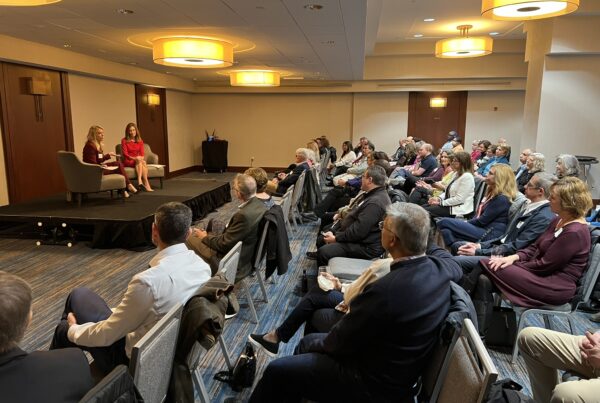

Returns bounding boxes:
[50,202,212,374]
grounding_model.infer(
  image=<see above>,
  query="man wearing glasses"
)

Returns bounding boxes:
[454,172,556,290]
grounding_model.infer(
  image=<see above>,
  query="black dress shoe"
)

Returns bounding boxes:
[306,251,317,260]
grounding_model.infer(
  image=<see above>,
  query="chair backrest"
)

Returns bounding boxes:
[572,239,600,309]
[278,184,294,222]
[437,318,498,403]
[466,178,487,219]
[290,171,306,207]
[129,303,183,403]
[80,364,141,403]
[218,241,242,284]
[253,220,269,269]
[57,151,102,192]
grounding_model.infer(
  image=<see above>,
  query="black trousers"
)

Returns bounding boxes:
[313,187,353,219]
[50,287,128,375]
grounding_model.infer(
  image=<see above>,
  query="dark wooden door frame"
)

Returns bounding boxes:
[134,84,169,176]
[0,62,74,203]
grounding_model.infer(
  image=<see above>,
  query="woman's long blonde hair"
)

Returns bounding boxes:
[86,125,104,152]
[487,163,517,200]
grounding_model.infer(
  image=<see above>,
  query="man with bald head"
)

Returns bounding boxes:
[187,174,267,281]
[515,148,533,180]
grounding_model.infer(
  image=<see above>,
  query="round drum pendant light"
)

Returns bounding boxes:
[435,25,493,58]
[152,37,233,68]
[229,70,281,87]
[0,0,60,5]
[482,0,579,21]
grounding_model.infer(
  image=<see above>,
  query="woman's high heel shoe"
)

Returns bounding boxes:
[127,184,138,194]
[142,183,154,192]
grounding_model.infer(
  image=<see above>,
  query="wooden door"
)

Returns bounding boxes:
[0,63,73,203]
[135,84,169,175]
[407,91,468,151]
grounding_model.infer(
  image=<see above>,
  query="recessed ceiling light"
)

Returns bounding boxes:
[63,44,71,48]
[320,40,335,45]
[424,18,435,22]
[116,8,134,15]
[304,4,323,11]
[413,34,424,38]
[489,32,500,36]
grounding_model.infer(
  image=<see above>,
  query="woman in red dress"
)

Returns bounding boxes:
[83,125,137,198]
[121,123,153,191]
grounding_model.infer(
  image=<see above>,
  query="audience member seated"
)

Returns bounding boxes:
[306,141,320,166]
[83,125,137,197]
[244,167,274,208]
[121,122,153,192]
[401,141,418,167]
[50,202,212,375]
[408,150,455,206]
[441,130,459,152]
[477,144,510,177]
[514,148,533,181]
[328,140,355,177]
[469,177,592,339]
[187,174,267,279]
[470,139,482,162]
[266,148,310,195]
[475,141,493,170]
[437,163,517,248]
[0,271,94,403]
[310,165,391,267]
[248,258,392,357]
[421,151,475,220]
[517,152,545,193]
[332,143,373,186]
[451,136,464,153]
[556,153,581,179]
[518,327,600,402]
[455,172,557,290]
[393,143,438,193]
[319,137,336,163]
[352,136,369,155]
[248,203,463,403]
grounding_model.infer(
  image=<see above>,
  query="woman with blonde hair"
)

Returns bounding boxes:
[306,141,320,166]
[471,177,592,338]
[82,125,137,197]
[437,163,516,247]
[121,122,153,191]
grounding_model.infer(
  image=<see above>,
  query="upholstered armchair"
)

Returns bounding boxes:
[57,151,126,207]
[115,143,165,188]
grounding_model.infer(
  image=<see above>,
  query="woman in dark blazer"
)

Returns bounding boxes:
[83,125,137,197]
[437,163,517,248]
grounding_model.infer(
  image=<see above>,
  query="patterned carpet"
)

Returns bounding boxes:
[2,174,599,402]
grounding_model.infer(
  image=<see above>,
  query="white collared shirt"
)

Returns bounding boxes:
[68,243,211,357]
[523,199,549,216]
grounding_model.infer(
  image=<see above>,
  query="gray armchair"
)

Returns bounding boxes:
[115,143,165,188]
[57,151,126,207]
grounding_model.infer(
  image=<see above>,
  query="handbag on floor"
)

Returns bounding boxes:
[214,342,256,392]
[486,306,517,347]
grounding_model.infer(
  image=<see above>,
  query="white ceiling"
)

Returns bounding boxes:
[0,0,594,83]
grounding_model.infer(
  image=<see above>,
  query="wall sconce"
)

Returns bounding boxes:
[430,97,447,108]
[24,77,52,122]
[146,93,160,106]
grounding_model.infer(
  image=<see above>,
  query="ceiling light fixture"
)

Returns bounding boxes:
[152,37,233,68]
[435,25,493,58]
[482,0,579,20]
[229,70,280,87]
[489,32,500,35]
[424,18,436,22]
[117,8,134,15]
[304,4,323,10]
[413,34,424,38]
[0,0,60,5]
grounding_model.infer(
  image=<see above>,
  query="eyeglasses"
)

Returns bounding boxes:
[524,182,540,189]
[378,221,398,237]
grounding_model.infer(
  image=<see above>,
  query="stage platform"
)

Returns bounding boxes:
[0,177,231,249]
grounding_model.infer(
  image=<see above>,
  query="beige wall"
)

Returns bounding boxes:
[0,124,8,206]
[166,90,196,171]
[352,93,409,155]
[69,74,136,155]
[191,94,353,168]
[465,91,525,168]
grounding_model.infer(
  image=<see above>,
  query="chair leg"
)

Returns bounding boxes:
[192,367,211,403]
[160,177,164,189]
[241,279,259,324]
[255,266,269,303]
[218,335,234,371]
[76,193,82,207]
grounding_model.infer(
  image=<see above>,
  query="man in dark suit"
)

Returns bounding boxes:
[249,203,463,402]
[453,172,556,290]
[313,165,391,266]
[187,174,267,281]
[272,148,310,195]
[0,271,93,403]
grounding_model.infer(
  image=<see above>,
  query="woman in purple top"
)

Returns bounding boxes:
[471,177,593,338]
